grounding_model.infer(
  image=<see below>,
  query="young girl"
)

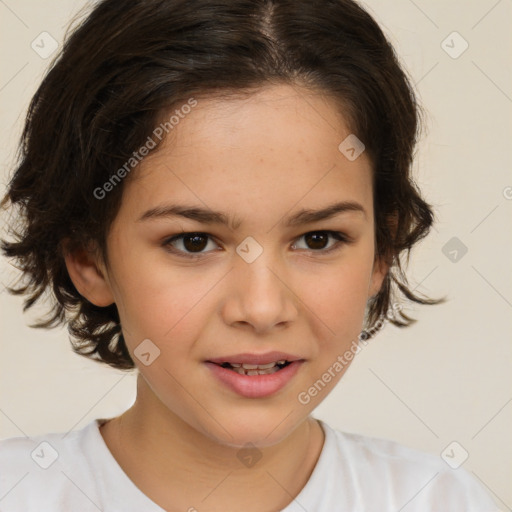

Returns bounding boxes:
[0,0,500,510]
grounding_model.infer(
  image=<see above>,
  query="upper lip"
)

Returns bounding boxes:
[206,351,303,365]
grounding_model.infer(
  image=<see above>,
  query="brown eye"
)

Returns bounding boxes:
[304,232,329,250]
[182,234,208,252]
[292,230,350,254]
[163,232,219,257]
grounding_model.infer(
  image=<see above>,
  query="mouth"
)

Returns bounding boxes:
[215,360,292,376]
[204,353,304,398]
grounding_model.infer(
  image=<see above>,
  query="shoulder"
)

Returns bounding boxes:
[0,422,95,471]
[0,421,103,511]
[320,422,500,511]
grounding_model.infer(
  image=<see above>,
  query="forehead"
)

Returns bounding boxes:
[119,84,373,226]
[167,84,355,157]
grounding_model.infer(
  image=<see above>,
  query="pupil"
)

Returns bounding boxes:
[306,232,328,250]
[184,234,207,252]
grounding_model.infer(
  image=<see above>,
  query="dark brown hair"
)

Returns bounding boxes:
[1,0,443,370]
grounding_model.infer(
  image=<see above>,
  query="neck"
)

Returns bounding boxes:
[100,373,325,512]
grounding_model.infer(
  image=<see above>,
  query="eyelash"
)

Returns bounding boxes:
[161,230,352,259]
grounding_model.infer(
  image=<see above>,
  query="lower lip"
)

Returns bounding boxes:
[205,361,303,398]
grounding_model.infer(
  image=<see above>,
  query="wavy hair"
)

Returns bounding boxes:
[1,0,444,370]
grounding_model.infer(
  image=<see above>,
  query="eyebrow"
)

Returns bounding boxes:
[137,200,367,229]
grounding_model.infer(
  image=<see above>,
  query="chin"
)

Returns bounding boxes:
[197,409,309,449]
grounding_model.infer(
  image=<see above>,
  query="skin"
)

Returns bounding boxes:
[65,83,389,512]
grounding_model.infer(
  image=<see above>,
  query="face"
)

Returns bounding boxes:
[84,84,387,447]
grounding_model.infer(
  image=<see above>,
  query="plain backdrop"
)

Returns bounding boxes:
[1,0,511,509]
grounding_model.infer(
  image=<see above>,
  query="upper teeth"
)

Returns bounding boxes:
[229,360,287,369]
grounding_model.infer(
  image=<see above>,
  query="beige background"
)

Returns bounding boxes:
[1,0,511,508]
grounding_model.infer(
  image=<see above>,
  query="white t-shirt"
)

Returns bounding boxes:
[0,418,500,511]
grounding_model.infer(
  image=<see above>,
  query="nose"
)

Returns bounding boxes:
[220,248,299,334]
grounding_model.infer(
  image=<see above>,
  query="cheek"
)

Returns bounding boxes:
[109,249,221,347]
[297,255,373,342]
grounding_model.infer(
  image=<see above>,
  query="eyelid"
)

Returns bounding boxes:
[162,232,221,259]
[291,231,352,254]
[162,230,352,258]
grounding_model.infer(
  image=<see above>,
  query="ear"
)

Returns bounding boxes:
[367,212,397,299]
[62,239,115,307]
[368,254,389,299]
